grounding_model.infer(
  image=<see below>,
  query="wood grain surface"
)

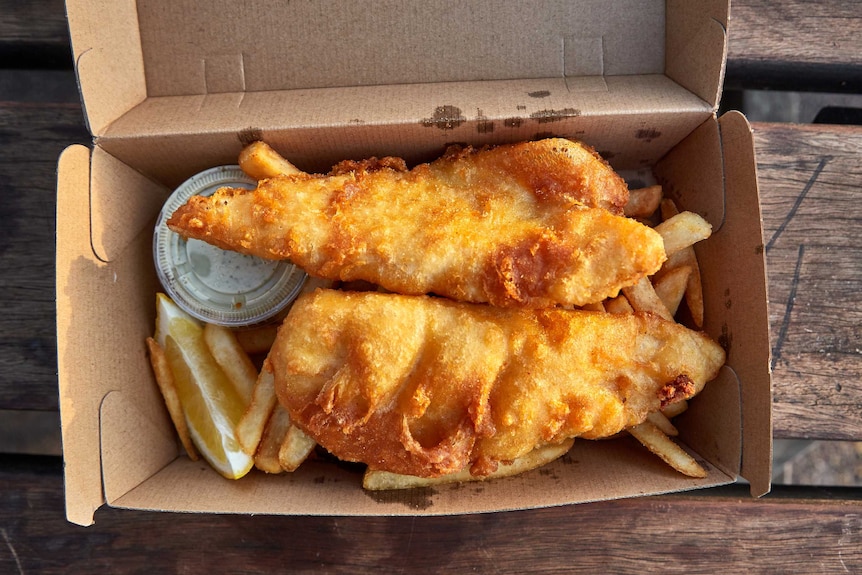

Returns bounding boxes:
[0,0,70,69]
[0,455,859,574]
[726,0,862,91]
[0,97,89,411]
[754,123,862,440]
[1,1,861,572]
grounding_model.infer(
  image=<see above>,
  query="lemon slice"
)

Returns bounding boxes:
[155,294,254,479]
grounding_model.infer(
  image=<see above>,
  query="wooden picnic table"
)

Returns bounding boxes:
[1,1,861,572]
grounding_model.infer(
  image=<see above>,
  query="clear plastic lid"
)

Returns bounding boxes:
[153,165,307,327]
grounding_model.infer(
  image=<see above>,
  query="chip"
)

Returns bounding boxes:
[253,405,293,474]
[238,140,303,180]
[146,337,199,461]
[654,211,713,258]
[236,365,278,455]
[653,265,691,318]
[627,420,707,478]
[362,439,575,490]
[278,425,317,472]
[622,276,673,320]
[624,184,663,219]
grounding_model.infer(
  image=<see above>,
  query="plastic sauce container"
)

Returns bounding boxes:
[153,165,307,327]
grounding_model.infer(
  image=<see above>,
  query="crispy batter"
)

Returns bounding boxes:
[270,289,726,478]
[167,139,665,308]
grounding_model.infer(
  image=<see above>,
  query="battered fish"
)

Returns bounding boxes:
[168,139,666,308]
[270,289,726,478]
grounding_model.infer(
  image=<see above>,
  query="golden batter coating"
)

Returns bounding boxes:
[167,138,665,308]
[270,289,726,478]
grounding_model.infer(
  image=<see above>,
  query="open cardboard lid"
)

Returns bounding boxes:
[65,0,729,186]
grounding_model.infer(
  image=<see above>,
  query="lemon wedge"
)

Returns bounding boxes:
[155,294,254,479]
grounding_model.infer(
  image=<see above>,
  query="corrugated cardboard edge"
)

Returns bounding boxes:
[665,0,729,109]
[717,111,773,497]
[654,112,771,496]
[57,144,170,526]
[56,144,103,526]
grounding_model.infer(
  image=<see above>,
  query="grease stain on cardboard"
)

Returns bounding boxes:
[635,127,662,142]
[365,487,436,511]
[237,127,263,146]
[476,109,495,134]
[421,105,466,130]
[719,323,732,356]
[531,108,581,123]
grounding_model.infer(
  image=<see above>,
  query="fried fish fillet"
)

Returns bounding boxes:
[168,139,666,308]
[270,289,726,478]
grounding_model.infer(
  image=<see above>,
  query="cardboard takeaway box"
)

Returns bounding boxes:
[56,0,772,526]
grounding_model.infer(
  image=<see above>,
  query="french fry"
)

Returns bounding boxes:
[622,276,673,320]
[659,197,679,222]
[628,420,706,478]
[661,399,689,419]
[624,185,663,219]
[278,425,317,472]
[683,256,705,328]
[234,324,279,356]
[145,337,199,461]
[646,411,679,437]
[654,211,712,258]
[659,199,706,327]
[653,265,691,317]
[238,141,304,180]
[236,365,278,455]
[253,405,292,474]
[362,439,575,490]
[604,294,634,315]
[203,323,258,405]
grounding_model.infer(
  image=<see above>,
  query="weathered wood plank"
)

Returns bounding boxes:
[726,0,862,91]
[0,96,89,411]
[0,0,71,69]
[753,123,862,440]
[0,456,859,574]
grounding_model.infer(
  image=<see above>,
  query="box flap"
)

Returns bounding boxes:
[100,390,178,505]
[56,144,166,525]
[654,112,771,496]
[89,147,169,262]
[108,436,735,517]
[716,111,772,496]
[96,74,713,188]
[676,366,742,478]
[56,144,103,526]
[66,0,147,137]
[665,0,729,109]
[68,1,726,142]
[135,0,666,96]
